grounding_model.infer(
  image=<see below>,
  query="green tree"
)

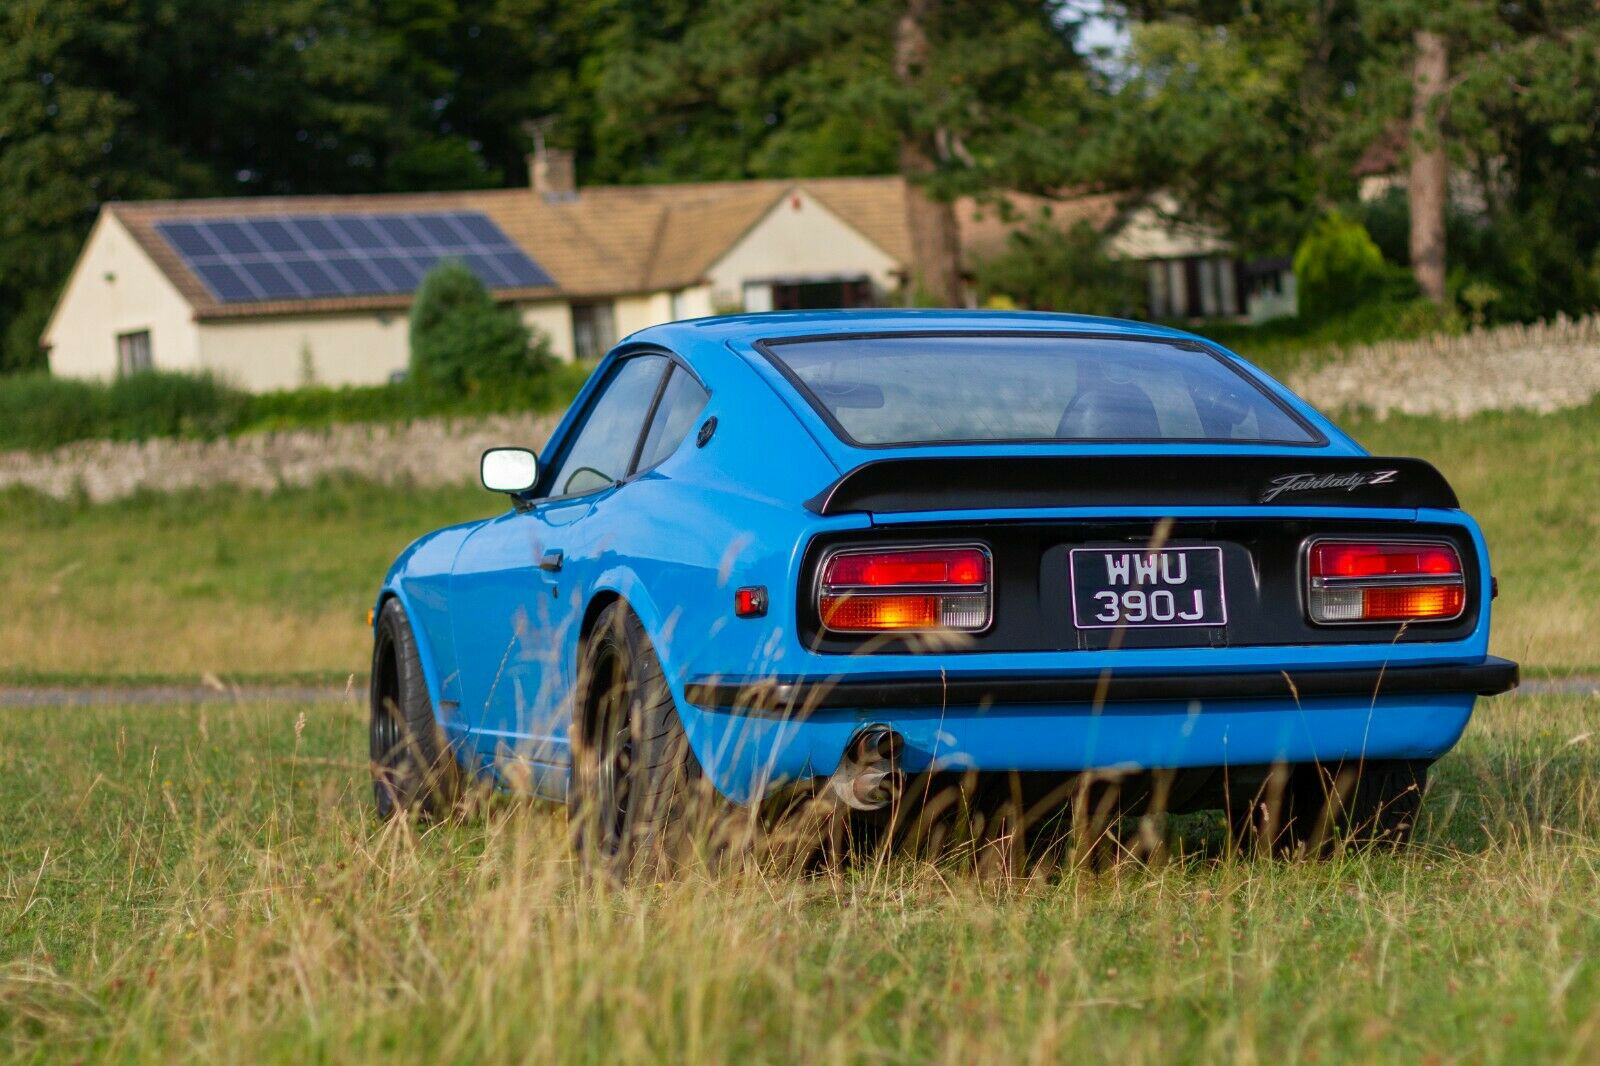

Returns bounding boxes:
[1080,3,1367,257]
[973,220,1145,317]
[0,1,145,372]
[1292,212,1394,319]
[408,261,545,396]
[593,0,1097,304]
[1342,0,1600,316]
[1082,2,1600,320]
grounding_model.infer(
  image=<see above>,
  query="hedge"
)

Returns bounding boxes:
[0,363,591,452]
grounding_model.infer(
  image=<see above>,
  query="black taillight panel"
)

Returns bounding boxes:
[798,519,1480,655]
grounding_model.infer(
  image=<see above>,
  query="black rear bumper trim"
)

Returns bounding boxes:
[684,657,1519,714]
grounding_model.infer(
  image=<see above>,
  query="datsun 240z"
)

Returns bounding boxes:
[369,311,1518,865]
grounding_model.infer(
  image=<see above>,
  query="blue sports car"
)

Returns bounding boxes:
[369,310,1518,864]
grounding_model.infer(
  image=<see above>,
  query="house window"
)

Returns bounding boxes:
[770,277,875,311]
[116,330,153,375]
[571,302,617,361]
[1147,261,1171,318]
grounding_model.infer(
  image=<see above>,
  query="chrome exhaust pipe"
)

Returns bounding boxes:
[828,725,905,811]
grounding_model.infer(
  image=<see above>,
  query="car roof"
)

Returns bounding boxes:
[629,308,1204,348]
[602,310,1366,465]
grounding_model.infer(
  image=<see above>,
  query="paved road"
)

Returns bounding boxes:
[0,684,350,707]
[2,678,1595,708]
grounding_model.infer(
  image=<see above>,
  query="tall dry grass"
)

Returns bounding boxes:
[3,691,1598,1062]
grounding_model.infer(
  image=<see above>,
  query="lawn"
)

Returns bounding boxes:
[0,478,493,682]
[2,393,1597,1062]
[2,398,1596,681]
[1,690,1597,1062]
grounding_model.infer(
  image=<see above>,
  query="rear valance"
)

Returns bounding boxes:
[805,456,1459,515]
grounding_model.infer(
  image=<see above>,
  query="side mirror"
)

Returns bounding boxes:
[481,447,538,495]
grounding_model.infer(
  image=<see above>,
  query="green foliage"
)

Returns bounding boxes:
[408,261,547,397]
[973,220,1145,317]
[0,0,144,374]
[4,0,1599,375]
[0,361,591,451]
[1292,213,1398,319]
[0,371,241,450]
[101,369,246,439]
[1361,187,1600,326]
[235,363,591,435]
[578,0,1092,196]
[1083,1,1600,322]
[0,374,106,449]
[1073,15,1328,254]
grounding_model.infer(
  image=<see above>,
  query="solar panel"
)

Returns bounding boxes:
[154,211,553,304]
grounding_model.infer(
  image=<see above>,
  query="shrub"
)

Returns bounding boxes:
[0,374,110,450]
[1361,188,1600,326]
[409,261,549,396]
[973,220,1146,318]
[0,371,245,450]
[104,369,246,439]
[1292,212,1396,319]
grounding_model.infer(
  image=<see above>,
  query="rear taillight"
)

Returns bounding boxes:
[1306,539,1465,624]
[818,545,992,633]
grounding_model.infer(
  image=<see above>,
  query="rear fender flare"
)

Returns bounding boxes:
[580,567,742,799]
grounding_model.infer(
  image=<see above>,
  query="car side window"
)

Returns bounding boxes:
[543,355,667,498]
[633,365,710,473]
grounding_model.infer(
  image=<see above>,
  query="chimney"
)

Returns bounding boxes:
[530,145,576,202]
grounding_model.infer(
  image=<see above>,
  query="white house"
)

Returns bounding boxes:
[43,155,1294,391]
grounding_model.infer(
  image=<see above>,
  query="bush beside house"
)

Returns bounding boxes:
[0,264,579,452]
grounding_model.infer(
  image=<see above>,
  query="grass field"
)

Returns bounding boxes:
[2,691,1598,1061]
[3,398,1596,681]
[2,397,1597,1061]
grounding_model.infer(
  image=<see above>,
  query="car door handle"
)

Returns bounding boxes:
[539,549,564,572]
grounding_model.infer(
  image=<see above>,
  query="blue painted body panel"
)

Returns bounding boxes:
[682,696,1477,804]
[375,310,1502,806]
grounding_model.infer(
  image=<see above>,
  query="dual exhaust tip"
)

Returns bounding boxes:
[828,725,905,811]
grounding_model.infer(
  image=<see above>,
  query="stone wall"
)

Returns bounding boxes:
[1288,314,1600,419]
[0,413,559,502]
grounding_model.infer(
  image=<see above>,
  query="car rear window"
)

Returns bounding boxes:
[761,334,1319,446]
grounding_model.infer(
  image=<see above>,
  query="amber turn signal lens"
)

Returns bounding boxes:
[1362,584,1465,620]
[820,593,941,631]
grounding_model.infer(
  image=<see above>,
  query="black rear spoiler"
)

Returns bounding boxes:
[805,455,1459,515]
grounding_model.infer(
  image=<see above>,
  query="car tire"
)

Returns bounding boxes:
[370,598,461,819]
[570,602,703,876]
[1331,760,1429,847]
[1233,760,1428,856]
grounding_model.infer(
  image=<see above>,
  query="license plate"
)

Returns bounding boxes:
[1069,546,1227,629]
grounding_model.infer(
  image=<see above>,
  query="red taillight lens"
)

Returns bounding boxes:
[1306,540,1465,624]
[818,545,992,633]
[1310,542,1461,579]
[822,547,989,588]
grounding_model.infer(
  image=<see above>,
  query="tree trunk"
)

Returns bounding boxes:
[1408,29,1448,305]
[894,0,964,307]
